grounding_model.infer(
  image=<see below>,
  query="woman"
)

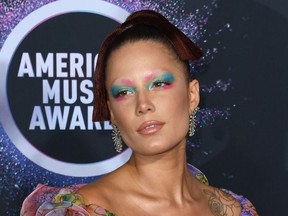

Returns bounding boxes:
[21,10,258,216]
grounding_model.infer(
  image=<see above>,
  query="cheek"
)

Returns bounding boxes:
[167,88,190,111]
[109,101,132,124]
[165,89,190,124]
[113,97,127,102]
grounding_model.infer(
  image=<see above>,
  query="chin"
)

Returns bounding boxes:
[135,143,180,156]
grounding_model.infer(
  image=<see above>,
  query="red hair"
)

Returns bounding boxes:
[93,10,203,121]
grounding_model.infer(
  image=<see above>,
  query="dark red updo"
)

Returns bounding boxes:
[93,10,203,122]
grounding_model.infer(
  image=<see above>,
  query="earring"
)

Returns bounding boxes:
[111,124,123,152]
[189,107,199,137]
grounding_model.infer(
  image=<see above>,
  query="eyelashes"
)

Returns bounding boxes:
[147,79,173,90]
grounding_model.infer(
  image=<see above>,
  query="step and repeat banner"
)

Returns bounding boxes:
[0,0,287,215]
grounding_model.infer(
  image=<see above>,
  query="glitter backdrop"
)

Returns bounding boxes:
[0,0,233,214]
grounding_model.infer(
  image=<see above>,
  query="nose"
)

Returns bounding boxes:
[135,90,155,116]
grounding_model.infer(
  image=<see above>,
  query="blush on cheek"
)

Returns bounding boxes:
[114,97,126,102]
[162,83,174,90]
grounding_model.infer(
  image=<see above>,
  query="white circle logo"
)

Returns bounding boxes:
[0,0,132,177]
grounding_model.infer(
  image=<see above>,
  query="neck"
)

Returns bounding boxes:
[125,142,196,204]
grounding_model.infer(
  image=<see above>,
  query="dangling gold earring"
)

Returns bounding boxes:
[111,124,123,152]
[189,107,199,137]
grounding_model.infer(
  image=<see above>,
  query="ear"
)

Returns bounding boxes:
[107,100,116,125]
[188,79,200,114]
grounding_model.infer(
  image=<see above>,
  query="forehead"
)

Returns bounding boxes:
[109,39,176,61]
[105,40,185,80]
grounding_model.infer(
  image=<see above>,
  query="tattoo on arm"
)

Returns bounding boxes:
[203,188,241,216]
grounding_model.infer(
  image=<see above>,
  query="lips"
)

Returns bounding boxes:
[137,120,164,135]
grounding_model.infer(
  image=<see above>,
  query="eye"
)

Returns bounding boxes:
[152,80,172,88]
[146,72,175,90]
[111,85,136,99]
[115,89,133,98]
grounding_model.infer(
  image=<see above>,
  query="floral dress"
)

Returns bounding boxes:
[20,165,258,216]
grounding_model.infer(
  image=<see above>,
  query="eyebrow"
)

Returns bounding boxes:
[144,71,157,83]
[112,78,135,86]
[145,70,174,82]
[111,70,173,87]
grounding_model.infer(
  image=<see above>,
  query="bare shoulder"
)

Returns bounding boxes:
[202,185,242,216]
[76,168,126,210]
[76,178,107,204]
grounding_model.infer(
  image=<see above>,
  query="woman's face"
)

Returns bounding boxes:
[105,40,199,155]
